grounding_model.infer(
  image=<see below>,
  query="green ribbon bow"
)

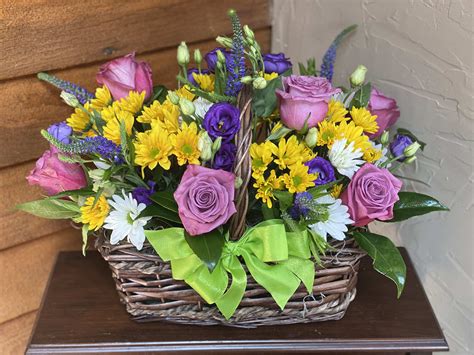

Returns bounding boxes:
[145,219,314,319]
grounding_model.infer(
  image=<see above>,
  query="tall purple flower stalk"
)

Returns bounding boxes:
[37,72,94,104]
[224,10,246,97]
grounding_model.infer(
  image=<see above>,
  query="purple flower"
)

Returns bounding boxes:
[289,192,313,220]
[203,103,240,142]
[187,68,210,86]
[320,43,336,82]
[132,181,156,206]
[37,72,94,105]
[305,157,336,185]
[204,47,231,72]
[262,53,292,74]
[212,143,236,172]
[47,122,73,144]
[390,134,413,161]
[225,12,246,97]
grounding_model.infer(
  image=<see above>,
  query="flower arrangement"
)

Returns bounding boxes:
[20,10,448,322]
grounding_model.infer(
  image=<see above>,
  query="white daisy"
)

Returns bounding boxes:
[103,191,151,250]
[194,97,213,118]
[309,195,353,241]
[328,138,364,178]
[372,141,391,168]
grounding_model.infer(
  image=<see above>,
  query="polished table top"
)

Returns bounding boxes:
[27,248,448,354]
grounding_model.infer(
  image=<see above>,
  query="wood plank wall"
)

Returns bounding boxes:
[0,1,270,352]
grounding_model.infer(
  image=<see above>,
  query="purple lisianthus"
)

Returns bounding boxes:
[262,53,292,74]
[289,192,313,220]
[204,47,231,72]
[203,103,240,142]
[132,181,156,206]
[47,122,73,144]
[212,143,236,172]
[305,157,336,186]
[390,134,413,161]
[187,68,210,86]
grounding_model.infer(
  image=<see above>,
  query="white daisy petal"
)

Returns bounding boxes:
[310,194,353,241]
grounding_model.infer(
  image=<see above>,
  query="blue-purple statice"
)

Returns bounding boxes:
[289,192,313,220]
[224,11,246,97]
[37,72,94,104]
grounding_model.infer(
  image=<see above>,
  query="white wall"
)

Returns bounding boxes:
[272,1,473,354]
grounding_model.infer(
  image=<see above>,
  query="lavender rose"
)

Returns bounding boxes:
[212,142,236,172]
[47,122,72,144]
[203,103,240,142]
[341,164,402,227]
[27,146,87,195]
[262,53,292,74]
[276,75,341,130]
[96,52,153,101]
[174,165,236,236]
[368,88,400,138]
[187,68,210,86]
[305,157,336,185]
[204,47,231,72]
[390,134,413,161]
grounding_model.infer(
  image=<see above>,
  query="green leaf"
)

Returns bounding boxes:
[396,128,427,151]
[252,76,283,117]
[273,190,293,212]
[351,82,371,108]
[16,199,80,219]
[81,224,89,256]
[149,190,178,213]
[266,125,293,141]
[261,204,278,220]
[353,231,406,297]
[51,187,95,198]
[387,192,449,222]
[140,204,181,224]
[184,228,225,272]
[149,85,168,104]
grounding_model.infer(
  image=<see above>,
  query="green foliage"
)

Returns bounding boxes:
[273,190,293,212]
[17,199,80,219]
[298,58,317,76]
[353,231,406,297]
[149,190,178,213]
[140,204,181,224]
[252,76,283,118]
[184,228,225,272]
[51,187,95,198]
[350,82,371,108]
[261,204,278,220]
[387,192,449,222]
[81,224,89,256]
[396,128,426,151]
[149,85,168,104]
[266,124,293,141]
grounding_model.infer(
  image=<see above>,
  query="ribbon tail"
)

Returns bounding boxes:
[279,256,315,293]
[185,262,228,304]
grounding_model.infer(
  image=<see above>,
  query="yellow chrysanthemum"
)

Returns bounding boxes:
[282,162,317,194]
[90,86,112,111]
[250,141,275,174]
[80,195,110,231]
[134,126,174,174]
[103,109,134,144]
[350,107,378,134]
[192,73,215,92]
[326,99,349,123]
[317,120,338,147]
[263,72,279,81]
[172,122,200,166]
[66,103,95,136]
[172,85,195,101]
[363,146,383,163]
[137,100,180,133]
[271,136,314,170]
[330,184,343,198]
[117,91,146,115]
[336,121,372,152]
[100,102,120,122]
[253,170,283,208]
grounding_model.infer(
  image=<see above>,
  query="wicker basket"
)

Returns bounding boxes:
[97,85,366,327]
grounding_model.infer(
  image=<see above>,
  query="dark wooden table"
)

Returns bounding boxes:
[27,248,448,354]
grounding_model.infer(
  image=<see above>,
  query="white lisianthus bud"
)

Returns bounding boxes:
[240,76,253,84]
[243,25,255,40]
[212,136,222,154]
[350,65,368,87]
[60,91,80,108]
[380,131,389,145]
[178,98,195,116]
[193,49,202,65]
[167,91,180,105]
[197,131,213,161]
[405,156,417,164]
[253,77,267,90]
[404,141,421,157]
[216,36,233,48]
[216,49,226,64]
[305,127,318,148]
[177,41,190,66]
[234,176,243,189]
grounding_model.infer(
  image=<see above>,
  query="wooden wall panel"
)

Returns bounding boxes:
[0,312,36,355]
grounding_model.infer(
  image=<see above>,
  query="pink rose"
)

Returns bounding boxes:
[368,87,400,138]
[27,147,87,195]
[96,52,153,101]
[341,164,402,227]
[174,165,236,236]
[276,75,341,130]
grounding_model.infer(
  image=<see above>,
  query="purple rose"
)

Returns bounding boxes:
[203,103,240,142]
[262,53,292,74]
[132,181,156,206]
[276,75,341,130]
[204,47,231,72]
[47,122,72,144]
[96,52,153,101]
[368,88,400,138]
[212,143,236,172]
[390,134,413,161]
[187,68,210,86]
[341,164,402,227]
[305,157,336,185]
[174,165,236,236]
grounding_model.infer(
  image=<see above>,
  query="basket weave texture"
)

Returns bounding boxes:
[98,86,366,327]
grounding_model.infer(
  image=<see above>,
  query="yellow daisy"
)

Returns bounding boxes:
[250,141,275,174]
[192,73,215,92]
[253,170,283,208]
[363,146,383,163]
[172,122,201,166]
[336,121,372,152]
[66,102,95,135]
[80,195,110,231]
[326,99,349,123]
[134,126,174,174]
[317,120,338,147]
[350,107,378,134]
[137,100,180,134]
[330,184,343,198]
[90,86,112,111]
[103,109,134,144]
[117,91,146,115]
[282,162,317,194]
[171,85,195,101]
[261,72,279,81]
[271,136,314,170]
